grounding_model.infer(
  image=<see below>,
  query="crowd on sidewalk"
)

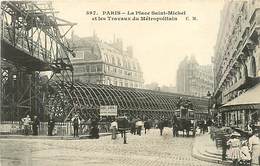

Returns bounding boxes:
[109,114,213,141]
[19,114,100,138]
[211,126,260,166]
[21,114,215,143]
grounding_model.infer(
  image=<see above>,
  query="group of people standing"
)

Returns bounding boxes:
[109,117,153,140]
[225,130,260,166]
[20,113,87,138]
[21,114,56,136]
[21,115,40,135]
[129,118,152,136]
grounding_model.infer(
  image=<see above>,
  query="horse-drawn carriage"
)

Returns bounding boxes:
[175,107,196,137]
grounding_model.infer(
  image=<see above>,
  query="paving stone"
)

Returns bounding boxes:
[0,129,222,166]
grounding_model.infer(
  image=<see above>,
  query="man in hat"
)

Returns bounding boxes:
[136,118,143,136]
[158,118,165,136]
[22,115,31,135]
[48,114,55,136]
[71,114,81,137]
[32,115,40,136]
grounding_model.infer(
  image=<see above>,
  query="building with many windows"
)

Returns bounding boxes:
[213,0,260,131]
[176,56,214,97]
[69,33,144,88]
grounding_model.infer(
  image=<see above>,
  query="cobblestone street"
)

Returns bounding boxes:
[0,129,221,166]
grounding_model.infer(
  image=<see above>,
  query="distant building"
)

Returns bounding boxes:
[144,82,160,91]
[144,82,177,93]
[160,85,177,93]
[69,33,144,88]
[176,56,214,97]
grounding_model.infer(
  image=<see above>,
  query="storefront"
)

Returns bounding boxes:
[220,83,260,132]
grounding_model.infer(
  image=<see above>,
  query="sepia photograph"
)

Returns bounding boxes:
[0,0,260,165]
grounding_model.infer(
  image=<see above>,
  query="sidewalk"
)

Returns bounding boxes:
[192,133,232,165]
[0,132,112,140]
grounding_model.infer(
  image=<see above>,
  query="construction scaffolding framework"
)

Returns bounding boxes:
[1,1,76,121]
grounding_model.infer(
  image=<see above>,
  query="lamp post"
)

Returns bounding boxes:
[207,91,211,117]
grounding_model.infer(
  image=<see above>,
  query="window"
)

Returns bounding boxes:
[106,54,110,63]
[74,66,85,73]
[133,63,136,70]
[111,56,115,65]
[117,58,121,66]
[127,61,130,69]
[107,65,110,72]
[119,69,122,75]
[91,65,96,72]
[123,60,127,68]
[86,65,90,72]
[97,64,102,72]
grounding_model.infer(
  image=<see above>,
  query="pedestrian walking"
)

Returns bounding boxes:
[90,118,99,139]
[110,118,118,140]
[22,115,31,135]
[86,118,92,134]
[158,119,164,136]
[136,119,143,136]
[144,119,151,134]
[206,118,213,133]
[172,115,178,137]
[130,118,136,135]
[32,115,40,136]
[71,114,80,137]
[47,114,55,136]
[221,133,229,161]
[227,132,241,166]
[249,130,260,166]
[202,120,207,134]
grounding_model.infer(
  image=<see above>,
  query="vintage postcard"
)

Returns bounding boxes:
[1,0,260,166]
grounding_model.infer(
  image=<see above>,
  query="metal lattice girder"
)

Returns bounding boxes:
[1,1,77,121]
[47,81,209,121]
[1,1,76,77]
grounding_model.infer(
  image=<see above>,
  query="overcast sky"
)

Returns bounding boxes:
[53,0,225,86]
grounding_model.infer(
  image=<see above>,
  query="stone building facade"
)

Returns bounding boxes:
[213,0,260,129]
[176,56,214,97]
[69,34,144,88]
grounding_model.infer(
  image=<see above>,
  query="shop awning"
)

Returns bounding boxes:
[220,83,260,112]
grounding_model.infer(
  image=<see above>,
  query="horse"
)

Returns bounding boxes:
[176,119,193,137]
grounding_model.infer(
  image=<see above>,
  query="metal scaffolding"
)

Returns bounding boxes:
[1,1,76,121]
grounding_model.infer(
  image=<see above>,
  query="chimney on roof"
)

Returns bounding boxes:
[112,36,123,54]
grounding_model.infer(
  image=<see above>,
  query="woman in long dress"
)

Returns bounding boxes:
[249,131,260,166]
[227,132,241,166]
[110,120,118,140]
[239,140,251,165]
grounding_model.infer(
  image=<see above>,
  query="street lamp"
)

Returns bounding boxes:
[207,91,211,117]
